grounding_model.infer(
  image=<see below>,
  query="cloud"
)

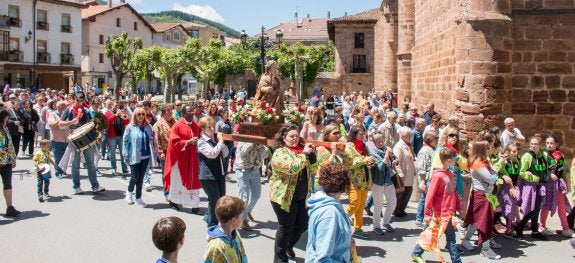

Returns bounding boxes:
[173,3,224,23]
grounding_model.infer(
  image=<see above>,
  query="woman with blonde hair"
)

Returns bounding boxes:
[314,124,347,190]
[197,116,229,227]
[122,107,157,207]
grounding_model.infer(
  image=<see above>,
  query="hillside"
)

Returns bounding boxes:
[142,11,241,38]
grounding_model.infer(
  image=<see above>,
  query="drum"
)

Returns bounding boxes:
[68,122,99,152]
[37,164,51,180]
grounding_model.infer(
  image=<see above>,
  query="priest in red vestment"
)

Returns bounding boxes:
[163,105,203,214]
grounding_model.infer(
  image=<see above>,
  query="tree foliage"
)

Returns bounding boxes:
[104,32,142,98]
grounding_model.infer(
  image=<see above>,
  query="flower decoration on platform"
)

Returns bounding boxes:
[231,103,251,124]
[283,103,305,126]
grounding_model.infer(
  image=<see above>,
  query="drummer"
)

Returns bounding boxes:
[60,92,105,195]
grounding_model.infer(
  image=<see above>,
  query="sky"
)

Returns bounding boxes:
[124,0,380,35]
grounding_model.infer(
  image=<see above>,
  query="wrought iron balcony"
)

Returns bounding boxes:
[37,52,51,63]
[61,53,74,64]
[9,50,23,62]
[37,21,49,31]
[61,25,72,33]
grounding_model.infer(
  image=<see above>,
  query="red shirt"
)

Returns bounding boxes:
[424,169,461,218]
[104,111,118,138]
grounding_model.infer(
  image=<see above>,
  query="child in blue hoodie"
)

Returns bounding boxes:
[203,196,248,263]
[306,163,353,263]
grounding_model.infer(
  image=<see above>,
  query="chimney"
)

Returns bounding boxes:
[120,0,125,3]
[344,12,348,16]
[294,12,298,24]
[108,0,112,7]
[307,14,311,22]
[327,11,331,19]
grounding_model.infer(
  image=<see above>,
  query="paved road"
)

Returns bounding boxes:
[1,150,574,262]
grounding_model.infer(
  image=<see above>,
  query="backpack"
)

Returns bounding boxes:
[113,116,125,136]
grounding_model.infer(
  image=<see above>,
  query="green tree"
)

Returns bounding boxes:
[132,47,161,96]
[104,32,142,99]
[190,39,232,96]
[153,39,202,102]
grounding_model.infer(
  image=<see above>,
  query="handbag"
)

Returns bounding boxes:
[392,168,405,193]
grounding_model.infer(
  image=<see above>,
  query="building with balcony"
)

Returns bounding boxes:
[81,0,154,93]
[325,8,380,94]
[0,0,85,91]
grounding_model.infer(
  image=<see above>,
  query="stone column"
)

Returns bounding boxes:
[376,0,398,95]
[397,0,414,104]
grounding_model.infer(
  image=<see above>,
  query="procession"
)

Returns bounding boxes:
[3,0,575,262]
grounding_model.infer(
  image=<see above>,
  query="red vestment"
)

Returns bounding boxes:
[163,118,201,190]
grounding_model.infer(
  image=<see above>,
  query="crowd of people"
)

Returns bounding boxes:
[1,84,575,262]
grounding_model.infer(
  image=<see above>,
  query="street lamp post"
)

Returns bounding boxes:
[240,27,283,75]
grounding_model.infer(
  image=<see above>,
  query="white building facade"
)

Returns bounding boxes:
[0,0,84,91]
[81,1,154,94]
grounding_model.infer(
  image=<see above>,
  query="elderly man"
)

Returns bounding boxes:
[393,126,416,217]
[411,118,426,155]
[47,101,77,179]
[500,117,525,148]
[422,103,437,125]
[378,111,401,149]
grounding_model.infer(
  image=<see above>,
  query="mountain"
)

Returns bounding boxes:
[142,11,241,38]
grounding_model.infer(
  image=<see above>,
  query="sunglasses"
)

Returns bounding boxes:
[175,104,182,106]
[137,113,146,116]
[448,134,458,138]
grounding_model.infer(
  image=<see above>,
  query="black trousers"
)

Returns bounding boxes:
[21,130,34,155]
[394,186,414,214]
[271,199,308,262]
[201,177,226,227]
[128,158,149,199]
[11,135,20,156]
[517,185,543,232]
[568,207,575,230]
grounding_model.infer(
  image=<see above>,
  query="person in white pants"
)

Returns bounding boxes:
[367,132,398,235]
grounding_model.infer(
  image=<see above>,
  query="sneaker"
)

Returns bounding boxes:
[286,248,296,259]
[540,227,554,236]
[384,223,395,232]
[5,206,21,217]
[570,238,575,249]
[125,191,134,204]
[242,220,253,231]
[411,254,425,263]
[73,187,84,195]
[561,229,575,238]
[373,227,385,235]
[352,230,371,240]
[480,248,501,260]
[415,220,424,228]
[144,183,152,191]
[169,201,180,211]
[248,212,255,222]
[135,198,147,208]
[56,174,64,179]
[461,239,475,251]
[365,207,373,216]
[93,186,106,193]
[44,193,51,200]
[531,232,548,240]
[38,195,44,202]
[490,238,502,249]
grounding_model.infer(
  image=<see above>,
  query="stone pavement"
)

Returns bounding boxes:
[1,151,574,262]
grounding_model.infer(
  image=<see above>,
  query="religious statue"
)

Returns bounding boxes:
[254,60,284,111]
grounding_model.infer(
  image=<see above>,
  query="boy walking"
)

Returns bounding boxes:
[33,140,56,202]
[203,196,248,263]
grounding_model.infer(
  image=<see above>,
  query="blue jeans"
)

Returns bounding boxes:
[71,145,100,190]
[128,158,149,199]
[365,194,373,209]
[51,141,67,176]
[412,218,461,263]
[108,137,128,173]
[236,168,262,220]
[416,191,427,222]
[100,130,108,158]
[143,159,152,185]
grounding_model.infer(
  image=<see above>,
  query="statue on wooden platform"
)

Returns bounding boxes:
[254,60,284,111]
